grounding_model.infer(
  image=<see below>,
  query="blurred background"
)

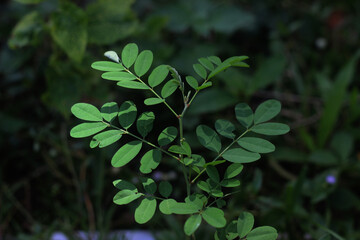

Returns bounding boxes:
[1,0,360,239]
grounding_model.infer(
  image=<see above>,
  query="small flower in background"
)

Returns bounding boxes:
[326,174,337,185]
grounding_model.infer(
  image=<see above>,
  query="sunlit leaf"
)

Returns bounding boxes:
[71,103,102,121]
[113,189,142,205]
[111,141,142,167]
[186,76,199,90]
[113,179,137,191]
[135,198,157,224]
[91,130,122,148]
[121,43,138,68]
[148,65,169,87]
[134,50,153,77]
[144,98,164,106]
[70,122,107,138]
[247,226,278,240]
[101,102,118,122]
[102,71,137,81]
[91,61,124,71]
[161,79,179,98]
[237,212,254,238]
[184,214,202,236]
[140,177,157,194]
[117,81,149,89]
[104,51,120,63]
[140,149,162,174]
[193,63,207,79]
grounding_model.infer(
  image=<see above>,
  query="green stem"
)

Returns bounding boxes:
[124,69,178,118]
[108,123,179,161]
[190,129,250,184]
[207,190,243,208]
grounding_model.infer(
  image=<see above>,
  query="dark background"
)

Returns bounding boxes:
[1,0,359,239]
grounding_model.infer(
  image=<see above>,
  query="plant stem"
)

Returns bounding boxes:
[124,69,178,118]
[190,129,250,184]
[207,190,243,208]
[108,123,180,161]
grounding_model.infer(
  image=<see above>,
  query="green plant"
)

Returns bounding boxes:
[69,43,290,239]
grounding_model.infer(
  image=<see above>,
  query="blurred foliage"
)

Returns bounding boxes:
[0,0,359,239]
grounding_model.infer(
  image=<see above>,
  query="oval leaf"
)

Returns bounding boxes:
[193,63,207,79]
[70,122,107,138]
[111,141,142,167]
[196,125,222,153]
[224,163,244,179]
[144,98,164,106]
[206,166,220,182]
[135,198,157,224]
[237,212,254,238]
[222,148,260,163]
[237,137,275,153]
[113,189,142,205]
[159,181,173,198]
[102,71,137,81]
[161,80,179,98]
[235,103,253,128]
[117,81,149,89]
[199,57,214,71]
[254,100,281,124]
[91,130,122,148]
[186,76,199,90]
[91,61,124,72]
[121,43,138,68]
[247,226,278,240]
[148,65,169,87]
[208,56,221,65]
[71,103,102,121]
[215,119,235,139]
[184,214,202,236]
[134,50,153,77]
[140,149,162,174]
[159,199,176,215]
[137,111,155,138]
[140,177,157,194]
[113,179,137,191]
[118,101,137,129]
[202,207,226,228]
[101,102,118,122]
[158,126,178,146]
[104,51,120,63]
[251,123,290,135]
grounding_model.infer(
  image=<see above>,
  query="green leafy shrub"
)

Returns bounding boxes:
[70,43,289,239]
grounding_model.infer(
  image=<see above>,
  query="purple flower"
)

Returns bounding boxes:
[326,175,336,184]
